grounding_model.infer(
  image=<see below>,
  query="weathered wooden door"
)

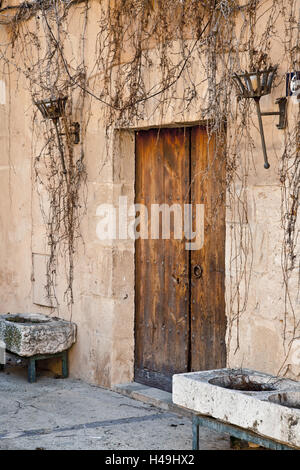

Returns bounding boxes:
[135,126,226,392]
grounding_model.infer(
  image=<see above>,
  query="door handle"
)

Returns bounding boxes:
[193,264,203,279]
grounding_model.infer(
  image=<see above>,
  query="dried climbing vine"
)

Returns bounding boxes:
[0,0,298,375]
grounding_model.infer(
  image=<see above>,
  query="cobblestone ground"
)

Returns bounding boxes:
[0,366,231,450]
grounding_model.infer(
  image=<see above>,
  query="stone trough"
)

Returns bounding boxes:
[0,313,76,357]
[172,368,300,449]
[0,313,77,382]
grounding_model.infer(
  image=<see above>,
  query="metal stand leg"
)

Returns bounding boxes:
[61,351,68,378]
[28,358,36,383]
[192,416,200,450]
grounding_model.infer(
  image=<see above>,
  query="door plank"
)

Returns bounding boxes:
[190,127,226,371]
[135,128,190,391]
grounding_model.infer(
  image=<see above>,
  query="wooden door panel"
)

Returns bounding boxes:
[135,126,226,391]
[190,127,226,371]
[135,128,190,391]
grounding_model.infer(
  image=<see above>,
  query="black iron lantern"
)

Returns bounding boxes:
[34,96,68,121]
[232,67,277,99]
[232,67,287,169]
[34,96,80,174]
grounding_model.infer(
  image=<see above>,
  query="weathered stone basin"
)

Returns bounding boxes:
[0,313,77,357]
[172,368,300,449]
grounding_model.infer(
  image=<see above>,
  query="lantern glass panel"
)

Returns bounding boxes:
[249,74,258,93]
[35,96,67,120]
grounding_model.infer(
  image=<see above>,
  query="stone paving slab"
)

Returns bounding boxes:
[0,367,231,450]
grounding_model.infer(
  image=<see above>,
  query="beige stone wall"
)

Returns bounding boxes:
[225,106,300,380]
[0,0,298,387]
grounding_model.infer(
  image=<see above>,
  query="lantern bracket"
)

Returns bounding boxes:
[232,67,287,169]
[59,122,80,144]
[260,97,287,130]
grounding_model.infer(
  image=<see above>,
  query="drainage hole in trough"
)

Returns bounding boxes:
[209,375,276,392]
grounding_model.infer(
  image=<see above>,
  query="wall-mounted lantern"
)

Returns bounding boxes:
[232,66,287,169]
[34,96,80,174]
[35,96,68,121]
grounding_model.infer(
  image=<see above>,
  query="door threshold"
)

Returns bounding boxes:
[113,382,193,418]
